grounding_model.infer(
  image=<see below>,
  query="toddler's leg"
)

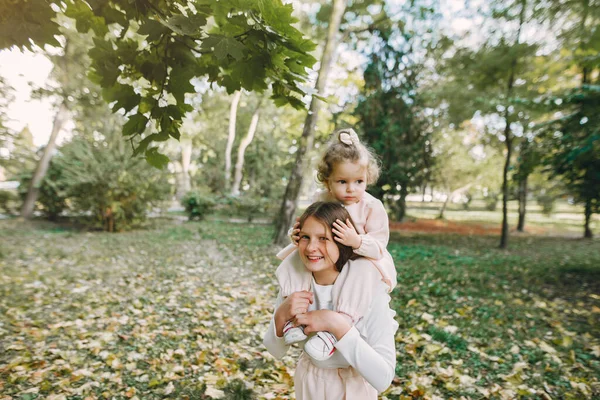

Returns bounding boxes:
[275,250,312,298]
[304,331,338,361]
[283,320,307,345]
[304,259,381,362]
[282,280,317,346]
[334,258,382,323]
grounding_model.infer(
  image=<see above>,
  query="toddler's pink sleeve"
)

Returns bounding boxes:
[353,200,390,261]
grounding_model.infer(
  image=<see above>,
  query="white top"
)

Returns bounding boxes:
[263,280,398,393]
[312,279,333,311]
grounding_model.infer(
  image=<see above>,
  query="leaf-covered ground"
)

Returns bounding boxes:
[0,218,598,399]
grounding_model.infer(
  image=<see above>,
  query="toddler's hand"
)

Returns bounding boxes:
[289,217,301,246]
[332,218,362,249]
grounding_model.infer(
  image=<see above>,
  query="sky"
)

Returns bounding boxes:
[0,49,54,147]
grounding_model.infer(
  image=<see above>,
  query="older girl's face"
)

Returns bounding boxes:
[297,216,340,284]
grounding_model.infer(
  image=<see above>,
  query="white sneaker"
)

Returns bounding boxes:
[283,320,307,345]
[304,331,337,361]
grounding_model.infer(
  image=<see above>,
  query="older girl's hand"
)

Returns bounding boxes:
[294,310,352,340]
[274,291,313,336]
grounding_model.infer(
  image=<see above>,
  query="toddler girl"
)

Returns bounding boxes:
[275,128,397,361]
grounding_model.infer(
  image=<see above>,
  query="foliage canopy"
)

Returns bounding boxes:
[1,0,317,167]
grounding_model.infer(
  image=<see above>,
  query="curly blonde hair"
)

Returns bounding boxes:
[316,128,380,186]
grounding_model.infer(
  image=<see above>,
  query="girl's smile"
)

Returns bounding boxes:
[298,216,340,285]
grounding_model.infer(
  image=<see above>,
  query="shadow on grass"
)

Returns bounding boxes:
[390,231,600,300]
[548,263,600,295]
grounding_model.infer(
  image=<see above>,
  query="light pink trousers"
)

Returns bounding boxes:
[294,355,378,400]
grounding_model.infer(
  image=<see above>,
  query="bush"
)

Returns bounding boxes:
[484,193,499,211]
[462,192,473,210]
[18,163,68,220]
[49,131,170,231]
[181,190,217,221]
[536,194,555,216]
[0,190,19,214]
[231,195,272,222]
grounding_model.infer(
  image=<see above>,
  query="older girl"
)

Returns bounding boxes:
[264,202,398,399]
[276,129,397,360]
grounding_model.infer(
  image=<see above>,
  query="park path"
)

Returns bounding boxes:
[0,219,297,399]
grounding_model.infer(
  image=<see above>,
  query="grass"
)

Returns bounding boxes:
[406,199,600,236]
[388,232,599,398]
[0,218,599,399]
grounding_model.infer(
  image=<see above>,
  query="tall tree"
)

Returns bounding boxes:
[539,0,600,238]
[355,16,434,221]
[496,0,527,248]
[513,136,543,231]
[542,86,600,238]
[232,97,263,196]
[273,0,347,245]
[20,29,92,218]
[176,138,192,198]
[438,0,541,248]
[20,102,68,218]
[224,91,242,190]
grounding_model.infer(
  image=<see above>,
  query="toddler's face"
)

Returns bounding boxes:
[327,161,367,206]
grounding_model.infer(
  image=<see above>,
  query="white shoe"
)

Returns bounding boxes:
[283,320,307,345]
[304,331,337,361]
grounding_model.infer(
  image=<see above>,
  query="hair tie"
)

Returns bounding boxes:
[338,129,359,146]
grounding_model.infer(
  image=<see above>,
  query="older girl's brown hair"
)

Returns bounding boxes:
[298,202,356,271]
[316,128,380,186]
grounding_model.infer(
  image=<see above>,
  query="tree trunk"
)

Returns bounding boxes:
[517,175,528,232]
[438,194,449,219]
[104,205,115,233]
[397,185,408,221]
[584,198,593,239]
[273,0,347,245]
[500,117,513,249]
[499,0,526,249]
[224,91,242,190]
[231,102,261,196]
[20,102,68,219]
[422,185,427,202]
[175,138,193,199]
[438,183,473,220]
[579,1,591,238]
